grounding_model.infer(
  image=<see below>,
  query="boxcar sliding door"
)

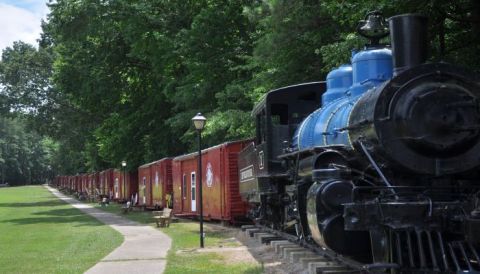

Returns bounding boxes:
[141,177,146,205]
[182,174,186,212]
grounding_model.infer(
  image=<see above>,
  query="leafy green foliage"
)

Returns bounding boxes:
[1,0,479,178]
[0,117,55,185]
[320,0,480,71]
[249,1,337,94]
[0,42,54,114]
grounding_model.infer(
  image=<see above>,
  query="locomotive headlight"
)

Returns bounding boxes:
[396,83,479,155]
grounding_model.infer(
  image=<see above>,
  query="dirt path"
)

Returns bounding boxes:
[46,186,172,274]
[176,222,304,273]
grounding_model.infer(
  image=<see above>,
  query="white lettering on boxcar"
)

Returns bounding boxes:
[240,165,254,183]
[206,162,213,187]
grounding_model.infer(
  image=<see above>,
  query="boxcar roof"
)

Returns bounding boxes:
[173,139,253,161]
[138,157,172,168]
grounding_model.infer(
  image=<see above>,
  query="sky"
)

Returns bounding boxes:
[0,0,49,53]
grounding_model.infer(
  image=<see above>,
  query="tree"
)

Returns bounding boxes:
[0,116,55,185]
[7,0,475,178]
[0,41,54,114]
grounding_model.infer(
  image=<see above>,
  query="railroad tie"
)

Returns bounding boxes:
[282,247,306,260]
[308,261,351,274]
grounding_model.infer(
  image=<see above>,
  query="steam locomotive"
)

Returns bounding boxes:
[238,12,480,273]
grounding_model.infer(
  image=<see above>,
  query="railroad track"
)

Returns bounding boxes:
[241,225,364,274]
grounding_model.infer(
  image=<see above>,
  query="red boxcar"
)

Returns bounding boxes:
[69,176,74,191]
[86,173,99,197]
[99,169,114,198]
[83,174,87,193]
[92,172,100,196]
[127,170,139,202]
[78,174,83,193]
[113,169,138,202]
[99,170,107,196]
[75,175,82,193]
[86,173,93,196]
[138,163,153,207]
[112,169,121,200]
[82,174,89,193]
[172,140,250,222]
[150,158,173,209]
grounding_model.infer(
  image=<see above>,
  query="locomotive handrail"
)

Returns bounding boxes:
[351,185,478,203]
[278,145,349,159]
[358,141,396,195]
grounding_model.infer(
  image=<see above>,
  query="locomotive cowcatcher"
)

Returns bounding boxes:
[238,12,480,273]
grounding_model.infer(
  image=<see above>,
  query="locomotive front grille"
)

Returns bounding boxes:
[391,229,480,273]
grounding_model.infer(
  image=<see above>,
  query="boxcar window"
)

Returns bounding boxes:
[256,109,267,144]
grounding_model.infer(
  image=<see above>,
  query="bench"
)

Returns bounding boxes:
[100,197,109,207]
[122,201,132,214]
[153,208,172,227]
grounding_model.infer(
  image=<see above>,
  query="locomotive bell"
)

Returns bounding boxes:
[357,11,389,45]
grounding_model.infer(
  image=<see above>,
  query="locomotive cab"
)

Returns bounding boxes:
[238,82,325,204]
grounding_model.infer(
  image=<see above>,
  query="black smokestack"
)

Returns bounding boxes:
[389,14,428,75]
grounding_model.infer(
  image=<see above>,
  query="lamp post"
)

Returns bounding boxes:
[121,160,127,201]
[192,113,206,248]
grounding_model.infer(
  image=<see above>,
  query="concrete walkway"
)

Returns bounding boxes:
[46,186,172,274]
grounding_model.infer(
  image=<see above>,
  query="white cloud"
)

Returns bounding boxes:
[0,2,49,53]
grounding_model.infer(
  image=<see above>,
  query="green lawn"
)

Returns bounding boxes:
[93,202,262,274]
[0,186,123,274]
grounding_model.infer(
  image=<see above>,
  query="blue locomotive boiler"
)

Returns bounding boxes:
[292,47,393,150]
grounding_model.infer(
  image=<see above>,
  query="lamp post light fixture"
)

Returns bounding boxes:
[192,113,206,248]
[121,160,127,201]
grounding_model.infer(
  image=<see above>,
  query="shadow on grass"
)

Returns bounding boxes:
[32,208,86,217]
[2,216,104,226]
[0,200,64,208]
[2,207,104,227]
